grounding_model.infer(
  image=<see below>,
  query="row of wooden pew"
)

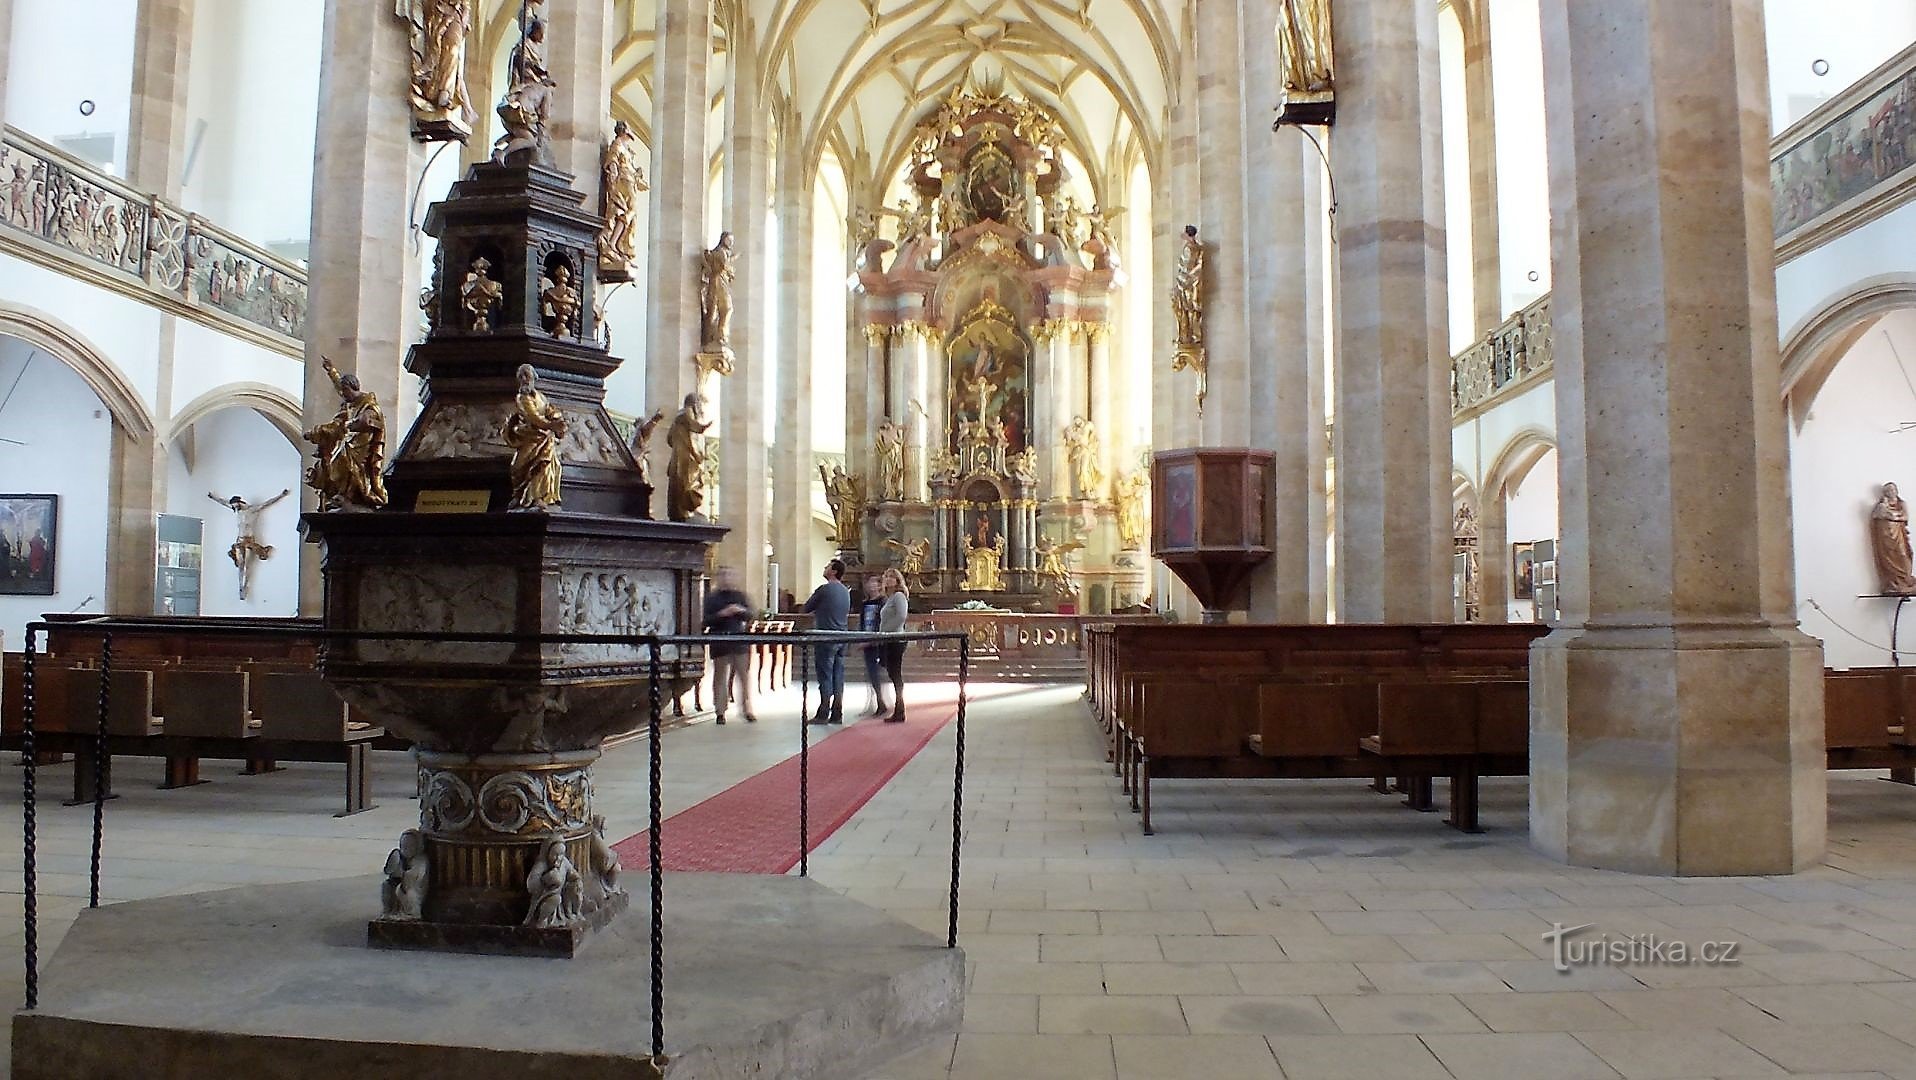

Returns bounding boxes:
[1086,624,1916,836]
[1,653,382,816]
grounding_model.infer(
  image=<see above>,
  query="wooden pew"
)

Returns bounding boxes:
[1358,680,1529,833]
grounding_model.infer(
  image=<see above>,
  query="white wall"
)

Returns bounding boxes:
[4,0,136,174]
[164,406,301,617]
[1487,0,1550,318]
[1503,448,1558,622]
[1777,200,1916,338]
[0,338,113,646]
[1792,308,1916,668]
[0,254,164,413]
[1452,379,1556,492]
[1764,1,1916,132]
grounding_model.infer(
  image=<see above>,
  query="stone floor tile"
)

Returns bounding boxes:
[1228,961,1374,996]
[1731,983,1915,1027]
[1393,929,1540,960]
[1317,993,1489,1034]
[1316,910,1446,936]
[1177,995,1338,1036]
[867,1035,957,1079]
[1039,934,1163,963]
[986,910,1099,935]
[1037,994,1187,1035]
[968,960,1108,996]
[1724,1023,1916,1074]
[1592,987,1784,1029]
[947,1034,1115,1080]
[1572,1028,1786,1078]
[1274,934,1416,962]
[961,995,1037,1034]
[1267,1034,1452,1080]
[1154,934,1285,963]
[1097,911,1214,936]
[1422,1032,1621,1079]
[1455,990,1635,1032]
[1099,961,1239,995]
[1111,1034,1283,1079]
[1739,950,1906,983]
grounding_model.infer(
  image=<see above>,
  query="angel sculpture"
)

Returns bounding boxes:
[884,537,932,586]
[1035,537,1084,598]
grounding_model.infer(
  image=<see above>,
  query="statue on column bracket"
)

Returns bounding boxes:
[503,364,568,511]
[666,393,712,522]
[821,464,866,549]
[628,408,665,487]
[597,121,648,279]
[303,358,390,512]
[396,0,477,142]
[1872,482,1916,595]
[1116,471,1147,551]
[1065,416,1106,500]
[1171,224,1209,415]
[1275,0,1336,126]
[875,417,906,501]
[697,232,738,379]
[1084,208,1122,273]
[492,7,557,166]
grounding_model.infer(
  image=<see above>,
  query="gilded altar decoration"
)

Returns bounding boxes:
[597,121,648,279]
[503,364,568,511]
[207,488,289,599]
[396,0,476,142]
[539,263,580,339]
[1873,483,1916,595]
[629,408,665,486]
[461,256,502,332]
[699,231,737,352]
[874,416,906,500]
[929,447,961,485]
[1275,0,1335,125]
[1065,416,1105,499]
[1035,537,1083,598]
[493,7,556,165]
[821,464,866,548]
[885,537,932,586]
[1009,446,1039,485]
[378,828,429,920]
[666,393,712,522]
[962,516,1007,592]
[1116,471,1147,550]
[897,197,933,243]
[304,358,390,511]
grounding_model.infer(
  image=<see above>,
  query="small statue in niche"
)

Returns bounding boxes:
[698,232,737,351]
[207,488,290,600]
[1872,482,1916,595]
[461,256,503,332]
[396,0,477,139]
[666,393,712,522]
[502,364,568,511]
[303,358,389,511]
[492,5,556,165]
[629,408,665,487]
[523,834,582,928]
[379,828,429,921]
[597,120,647,275]
[588,814,624,897]
[874,417,906,501]
[539,262,580,339]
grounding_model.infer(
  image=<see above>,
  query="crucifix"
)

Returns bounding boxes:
[208,488,290,600]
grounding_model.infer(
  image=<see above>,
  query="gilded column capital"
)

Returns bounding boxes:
[1083,321,1112,345]
[897,320,935,343]
[862,323,891,347]
[1033,318,1073,344]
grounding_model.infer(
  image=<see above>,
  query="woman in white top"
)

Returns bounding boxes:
[879,568,911,722]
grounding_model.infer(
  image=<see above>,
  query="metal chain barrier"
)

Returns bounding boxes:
[20,628,38,1010]
[90,633,111,908]
[949,637,968,949]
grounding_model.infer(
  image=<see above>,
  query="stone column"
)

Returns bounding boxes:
[1330,0,1451,623]
[1303,124,1334,621]
[1478,489,1509,623]
[717,13,770,605]
[1531,0,1823,874]
[1193,0,1248,450]
[544,0,612,189]
[300,0,424,613]
[1461,0,1503,334]
[926,334,946,469]
[642,0,711,487]
[900,325,929,500]
[1166,61,1203,451]
[1086,324,1114,493]
[770,129,813,608]
[127,0,195,196]
[1038,324,1074,499]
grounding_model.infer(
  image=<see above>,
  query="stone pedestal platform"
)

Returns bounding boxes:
[12,873,965,1080]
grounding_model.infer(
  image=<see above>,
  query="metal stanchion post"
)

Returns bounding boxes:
[21,627,39,1009]
[799,643,811,878]
[647,640,665,1063]
[949,637,968,949]
[90,633,111,907]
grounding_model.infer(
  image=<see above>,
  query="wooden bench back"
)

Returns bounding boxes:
[1825,670,1899,749]
[252,671,352,740]
[155,670,252,738]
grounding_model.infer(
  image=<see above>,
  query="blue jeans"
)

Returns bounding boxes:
[812,644,846,711]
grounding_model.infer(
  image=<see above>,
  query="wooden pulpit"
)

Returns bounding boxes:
[1151,448,1275,623]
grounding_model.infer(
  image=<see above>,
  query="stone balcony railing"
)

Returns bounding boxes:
[1450,293,1553,418]
[0,126,307,356]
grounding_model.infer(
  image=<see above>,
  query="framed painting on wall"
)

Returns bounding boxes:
[0,494,58,596]
[1511,541,1536,601]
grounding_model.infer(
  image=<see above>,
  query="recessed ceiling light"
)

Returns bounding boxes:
[1812,59,1830,77]
[78,99,95,116]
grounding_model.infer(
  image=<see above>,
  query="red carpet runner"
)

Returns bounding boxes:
[612,703,957,875]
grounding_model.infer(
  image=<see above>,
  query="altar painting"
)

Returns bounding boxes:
[945,297,1032,455]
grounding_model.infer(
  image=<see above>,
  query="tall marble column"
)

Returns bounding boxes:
[771,129,813,606]
[1460,0,1503,335]
[299,0,424,613]
[1330,0,1452,623]
[718,14,770,604]
[1531,0,1823,874]
[1037,323,1075,500]
[642,0,712,487]
[544,0,612,189]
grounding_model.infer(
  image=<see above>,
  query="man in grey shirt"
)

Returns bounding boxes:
[802,558,851,723]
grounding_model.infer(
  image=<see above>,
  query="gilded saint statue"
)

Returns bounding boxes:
[821,464,866,548]
[1171,224,1209,413]
[699,232,737,352]
[1064,416,1105,500]
[1872,482,1916,595]
[597,121,648,277]
[493,9,556,165]
[629,408,665,487]
[1035,537,1084,598]
[397,0,476,140]
[874,417,906,501]
[962,516,1007,592]
[303,358,389,511]
[1115,471,1147,551]
[666,393,712,522]
[539,263,580,339]
[502,364,568,511]
[462,256,502,332]
[1275,0,1336,124]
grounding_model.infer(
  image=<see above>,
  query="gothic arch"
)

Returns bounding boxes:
[1476,429,1556,624]
[0,302,154,441]
[1780,273,1916,425]
[167,382,304,450]
[1484,427,1557,502]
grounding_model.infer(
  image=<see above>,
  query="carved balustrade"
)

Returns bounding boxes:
[1450,293,1553,417]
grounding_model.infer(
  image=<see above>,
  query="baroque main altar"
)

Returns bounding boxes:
[845,87,1148,613]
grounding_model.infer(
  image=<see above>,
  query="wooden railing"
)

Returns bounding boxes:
[0,126,307,357]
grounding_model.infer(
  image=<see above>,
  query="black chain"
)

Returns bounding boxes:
[949,637,968,949]
[799,645,811,878]
[90,634,111,908]
[21,628,38,1009]
[647,641,664,1062]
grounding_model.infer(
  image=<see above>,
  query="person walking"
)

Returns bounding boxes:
[879,567,911,723]
[858,574,890,716]
[702,567,756,724]
[802,558,851,724]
